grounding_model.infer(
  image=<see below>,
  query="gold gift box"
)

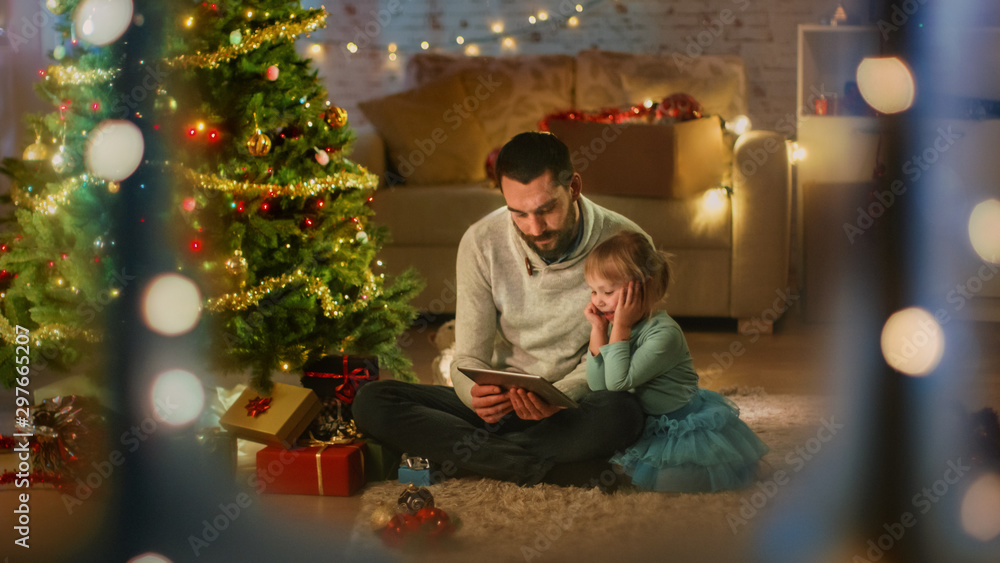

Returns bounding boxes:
[219,383,321,449]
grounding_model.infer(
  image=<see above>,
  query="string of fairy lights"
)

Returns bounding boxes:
[6,5,387,350]
[331,0,609,60]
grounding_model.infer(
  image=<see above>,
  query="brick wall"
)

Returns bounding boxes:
[303,0,870,134]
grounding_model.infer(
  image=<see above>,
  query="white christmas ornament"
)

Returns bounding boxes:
[74,0,134,46]
[85,120,144,181]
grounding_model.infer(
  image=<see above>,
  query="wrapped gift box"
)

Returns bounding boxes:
[398,453,432,486]
[398,467,432,487]
[219,383,321,449]
[256,442,365,496]
[300,355,379,405]
[546,116,724,199]
[362,439,398,482]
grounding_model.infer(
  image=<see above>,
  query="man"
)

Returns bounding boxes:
[354,132,645,487]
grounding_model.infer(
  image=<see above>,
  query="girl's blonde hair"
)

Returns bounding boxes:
[584,231,672,311]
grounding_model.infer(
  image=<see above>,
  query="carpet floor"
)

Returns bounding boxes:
[347,390,832,563]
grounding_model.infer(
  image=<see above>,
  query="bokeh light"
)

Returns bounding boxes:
[150,370,205,426]
[128,552,173,563]
[74,0,134,46]
[856,57,916,114]
[880,307,945,376]
[960,472,1000,542]
[85,119,145,181]
[701,187,729,215]
[141,274,202,336]
[968,198,1000,264]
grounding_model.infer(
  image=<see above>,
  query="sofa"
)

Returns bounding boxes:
[351,49,792,333]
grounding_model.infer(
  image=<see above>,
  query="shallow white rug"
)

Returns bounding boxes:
[348,391,832,563]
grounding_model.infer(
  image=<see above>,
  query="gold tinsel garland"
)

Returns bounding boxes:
[178,165,377,197]
[44,65,118,86]
[165,9,329,69]
[0,316,101,347]
[12,175,109,215]
[206,271,381,318]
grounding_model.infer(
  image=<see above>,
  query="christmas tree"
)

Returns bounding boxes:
[0,0,422,391]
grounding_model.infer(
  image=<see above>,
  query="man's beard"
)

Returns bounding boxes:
[516,208,578,261]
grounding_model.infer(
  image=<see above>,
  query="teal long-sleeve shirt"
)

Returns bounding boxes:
[586,311,699,415]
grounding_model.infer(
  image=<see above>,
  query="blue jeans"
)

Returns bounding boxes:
[353,380,644,486]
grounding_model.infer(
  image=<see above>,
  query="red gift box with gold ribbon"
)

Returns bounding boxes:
[255,441,365,497]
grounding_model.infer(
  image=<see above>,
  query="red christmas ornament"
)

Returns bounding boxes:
[381,513,421,547]
[415,507,455,540]
[656,93,703,122]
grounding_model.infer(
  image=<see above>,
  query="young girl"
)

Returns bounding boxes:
[584,231,768,492]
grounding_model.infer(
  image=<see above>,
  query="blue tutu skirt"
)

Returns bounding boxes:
[611,389,769,493]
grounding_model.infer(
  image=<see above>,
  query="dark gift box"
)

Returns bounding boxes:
[301,355,379,405]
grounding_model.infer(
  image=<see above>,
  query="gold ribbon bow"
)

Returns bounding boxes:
[303,431,364,496]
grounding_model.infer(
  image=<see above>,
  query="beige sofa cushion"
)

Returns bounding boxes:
[358,73,492,185]
[546,116,725,199]
[405,53,576,150]
[575,49,748,121]
[371,185,505,246]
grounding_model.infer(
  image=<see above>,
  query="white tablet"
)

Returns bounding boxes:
[457,367,580,409]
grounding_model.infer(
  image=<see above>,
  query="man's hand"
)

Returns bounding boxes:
[470,384,513,423]
[508,388,563,420]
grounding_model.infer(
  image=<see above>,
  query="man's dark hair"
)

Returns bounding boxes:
[494,131,574,189]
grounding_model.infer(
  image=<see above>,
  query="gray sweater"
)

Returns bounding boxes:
[450,196,645,409]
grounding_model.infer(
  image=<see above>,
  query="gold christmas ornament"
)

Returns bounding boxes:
[23,140,51,161]
[45,0,70,15]
[323,106,348,128]
[370,502,396,532]
[51,146,73,173]
[225,249,248,277]
[108,182,121,194]
[246,130,272,157]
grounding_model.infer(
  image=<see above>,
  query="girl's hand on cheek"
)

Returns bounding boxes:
[584,302,609,329]
[614,281,646,328]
